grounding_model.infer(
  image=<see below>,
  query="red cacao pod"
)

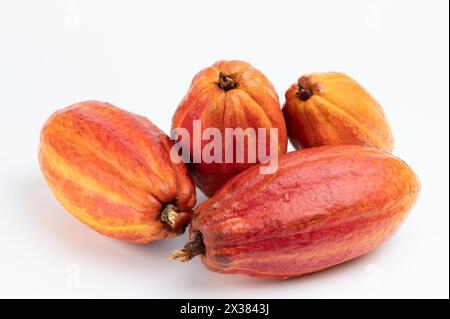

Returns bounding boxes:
[172,60,288,197]
[39,101,196,243]
[283,72,394,152]
[172,145,420,279]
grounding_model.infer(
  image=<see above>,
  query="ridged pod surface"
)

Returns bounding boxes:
[173,145,420,279]
[39,101,196,243]
[172,60,288,197]
[283,72,394,152]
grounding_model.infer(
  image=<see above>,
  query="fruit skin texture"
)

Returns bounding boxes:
[39,101,196,244]
[185,145,420,279]
[172,60,288,197]
[283,72,394,153]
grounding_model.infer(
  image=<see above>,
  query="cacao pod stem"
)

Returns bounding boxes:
[218,72,237,91]
[170,233,205,262]
[160,204,180,229]
[297,84,313,101]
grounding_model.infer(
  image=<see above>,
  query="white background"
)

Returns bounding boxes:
[0,0,448,299]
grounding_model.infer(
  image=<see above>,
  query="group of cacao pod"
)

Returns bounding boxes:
[39,60,420,279]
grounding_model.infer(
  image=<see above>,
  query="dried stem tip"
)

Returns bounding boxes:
[170,233,205,262]
[297,84,313,101]
[218,72,238,91]
[160,204,179,229]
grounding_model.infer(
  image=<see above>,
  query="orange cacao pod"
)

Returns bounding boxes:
[283,72,394,152]
[172,60,288,197]
[39,101,196,243]
[172,145,420,279]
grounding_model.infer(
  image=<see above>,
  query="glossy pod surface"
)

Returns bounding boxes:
[179,145,419,278]
[39,101,196,243]
[283,72,394,152]
[172,60,288,197]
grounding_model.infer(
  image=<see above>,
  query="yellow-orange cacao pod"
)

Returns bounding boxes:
[283,72,394,152]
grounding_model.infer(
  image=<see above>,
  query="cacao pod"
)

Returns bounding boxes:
[172,60,288,197]
[172,145,420,279]
[283,72,394,152]
[39,101,196,243]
